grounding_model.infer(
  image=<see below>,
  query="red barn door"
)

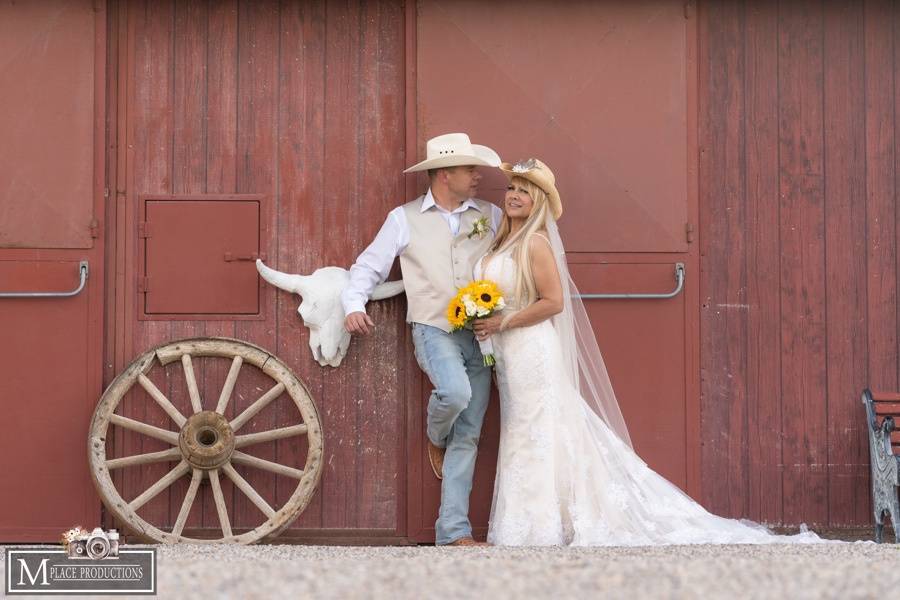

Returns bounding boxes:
[0,0,106,541]
[409,0,700,541]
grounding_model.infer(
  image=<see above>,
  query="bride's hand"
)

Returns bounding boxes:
[473,314,504,339]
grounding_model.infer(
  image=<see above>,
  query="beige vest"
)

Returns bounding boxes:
[400,196,494,331]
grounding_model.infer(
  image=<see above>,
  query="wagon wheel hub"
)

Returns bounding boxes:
[178,411,235,470]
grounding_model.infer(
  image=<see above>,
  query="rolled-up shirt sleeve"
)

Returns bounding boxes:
[341,209,405,316]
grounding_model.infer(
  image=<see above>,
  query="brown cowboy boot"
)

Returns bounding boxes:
[427,439,445,480]
[447,537,491,547]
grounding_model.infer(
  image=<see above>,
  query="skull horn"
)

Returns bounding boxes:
[372,279,405,300]
[255,259,312,296]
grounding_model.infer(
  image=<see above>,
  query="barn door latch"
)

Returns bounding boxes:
[224,252,268,262]
[686,222,695,243]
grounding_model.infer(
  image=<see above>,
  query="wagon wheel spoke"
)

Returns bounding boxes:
[137,373,187,427]
[181,354,204,414]
[106,447,183,470]
[171,468,204,537]
[234,424,308,449]
[129,460,191,512]
[208,468,233,538]
[230,382,285,432]
[216,356,243,415]
[221,462,276,518]
[109,414,179,445]
[231,450,305,480]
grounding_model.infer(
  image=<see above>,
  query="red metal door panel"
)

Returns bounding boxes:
[0,1,97,249]
[569,262,688,487]
[415,1,690,254]
[411,0,699,542]
[0,260,101,540]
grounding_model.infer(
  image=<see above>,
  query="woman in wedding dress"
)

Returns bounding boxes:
[472,158,823,546]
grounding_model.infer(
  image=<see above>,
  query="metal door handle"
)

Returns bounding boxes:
[0,261,89,298]
[576,263,685,299]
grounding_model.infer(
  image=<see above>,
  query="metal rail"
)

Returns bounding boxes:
[0,261,89,298]
[575,262,685,300]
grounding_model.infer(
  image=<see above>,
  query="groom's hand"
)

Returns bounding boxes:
[344,311,375,335]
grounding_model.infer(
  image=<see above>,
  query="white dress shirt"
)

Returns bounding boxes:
[341,188,504,315]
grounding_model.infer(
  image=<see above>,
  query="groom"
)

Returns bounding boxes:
[342,133,503,546]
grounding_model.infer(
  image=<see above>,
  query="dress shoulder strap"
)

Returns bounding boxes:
[531,232,552,248]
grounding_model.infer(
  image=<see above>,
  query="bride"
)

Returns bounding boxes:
[472,158,823,546]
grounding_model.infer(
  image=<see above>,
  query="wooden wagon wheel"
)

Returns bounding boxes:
[88,337,323,544]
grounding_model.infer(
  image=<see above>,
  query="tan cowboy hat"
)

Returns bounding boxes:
[403,132,501,173]
[500,158,562,219]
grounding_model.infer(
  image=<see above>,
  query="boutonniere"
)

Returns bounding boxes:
[467,216,490,239]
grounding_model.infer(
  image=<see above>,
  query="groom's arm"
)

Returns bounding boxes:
[342,208,407,335]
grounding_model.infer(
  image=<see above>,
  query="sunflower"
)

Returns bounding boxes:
[446,297,467,330]
[471,280,504,311]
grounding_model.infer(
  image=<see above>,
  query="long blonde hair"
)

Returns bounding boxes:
[489,176,551,306]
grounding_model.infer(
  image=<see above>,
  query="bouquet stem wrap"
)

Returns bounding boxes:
[477,336,495,366]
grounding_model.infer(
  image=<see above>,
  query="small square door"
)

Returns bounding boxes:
[141,196,265,317]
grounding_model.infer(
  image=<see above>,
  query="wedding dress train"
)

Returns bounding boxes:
[476,243,823,547]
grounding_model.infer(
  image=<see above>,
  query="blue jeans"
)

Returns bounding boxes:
[411,322,492,545]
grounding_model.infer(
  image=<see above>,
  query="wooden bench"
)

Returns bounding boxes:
[863,389,900,542]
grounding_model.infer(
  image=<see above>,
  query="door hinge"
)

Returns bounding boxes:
[138,277,150,293]
[138,222,152,238]
[686,222,695,243]
[89,218,101,238]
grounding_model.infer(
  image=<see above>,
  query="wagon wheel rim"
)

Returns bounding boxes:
[88,337,324,544]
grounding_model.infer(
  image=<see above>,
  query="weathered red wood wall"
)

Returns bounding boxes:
[110,0,410,540]
[699,0,890,528]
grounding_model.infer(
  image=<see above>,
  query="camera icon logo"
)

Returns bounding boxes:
[61,527,120,560]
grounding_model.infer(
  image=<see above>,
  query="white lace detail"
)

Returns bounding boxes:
[478,248,827,547]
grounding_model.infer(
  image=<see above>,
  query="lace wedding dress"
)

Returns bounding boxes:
[475,241,823,547]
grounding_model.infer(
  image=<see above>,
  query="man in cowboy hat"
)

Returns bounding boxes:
[342,132,502,547]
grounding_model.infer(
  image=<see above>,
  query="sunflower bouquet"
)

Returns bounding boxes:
[447,280,506,366]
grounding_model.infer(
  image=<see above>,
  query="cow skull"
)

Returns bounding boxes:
[256,260,404,367]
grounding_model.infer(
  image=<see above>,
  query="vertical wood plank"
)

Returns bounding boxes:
[778,0,828,526]
[202,0,240,530]
[866,1,897,392]
[275,0,327,529]
[167,0,209,532]
[320,0,361,529]
[699,0,748,518]
[233,0,280,530]
[744,0,783,526]
[130,0,177,530]
[354,0,406,530]
[824,0,869,528]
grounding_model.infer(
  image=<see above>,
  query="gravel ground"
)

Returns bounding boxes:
[5,541,899,599]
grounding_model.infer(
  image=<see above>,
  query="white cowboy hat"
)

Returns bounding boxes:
[403,132,501,173]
